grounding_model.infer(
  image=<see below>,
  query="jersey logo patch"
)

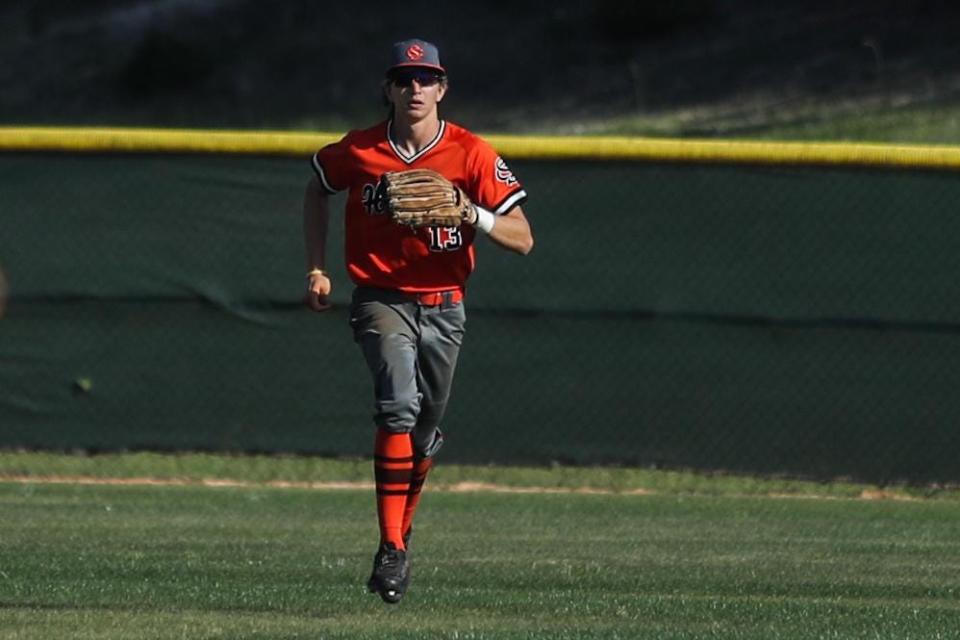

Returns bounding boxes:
[361,178,388,215]
[495,157,518,186]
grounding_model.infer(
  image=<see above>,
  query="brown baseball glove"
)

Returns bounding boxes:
[382,169,475,228]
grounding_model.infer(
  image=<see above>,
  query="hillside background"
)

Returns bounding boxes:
[3,0,960,141]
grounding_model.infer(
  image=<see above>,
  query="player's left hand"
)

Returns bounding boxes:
[305,271,332,312]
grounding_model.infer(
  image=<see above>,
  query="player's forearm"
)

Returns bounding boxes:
[303,177,330,270]
[485,207,534,255]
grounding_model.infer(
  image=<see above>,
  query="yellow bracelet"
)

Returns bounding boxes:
[306,268,327,279]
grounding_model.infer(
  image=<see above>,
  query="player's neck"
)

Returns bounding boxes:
[390,115,442,156]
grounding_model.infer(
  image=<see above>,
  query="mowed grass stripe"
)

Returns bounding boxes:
[1,482,959,639]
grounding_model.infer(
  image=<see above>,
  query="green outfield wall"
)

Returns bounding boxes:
[1,129,959,483]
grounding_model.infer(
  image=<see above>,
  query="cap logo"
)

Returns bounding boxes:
[406,44,425,61]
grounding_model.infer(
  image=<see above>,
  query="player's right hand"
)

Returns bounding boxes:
[305,272,332,312]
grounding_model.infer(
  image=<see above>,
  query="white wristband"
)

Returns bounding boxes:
[473,206,496,234]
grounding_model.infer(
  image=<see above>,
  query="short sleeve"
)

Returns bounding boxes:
[311,136,353,194]
[468,141,528,215]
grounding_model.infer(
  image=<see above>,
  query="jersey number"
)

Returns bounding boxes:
[428,226,463,252]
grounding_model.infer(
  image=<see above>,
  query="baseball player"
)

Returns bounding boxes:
[302,38,533,604]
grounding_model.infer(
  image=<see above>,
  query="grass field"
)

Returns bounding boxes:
[2,454,959,639]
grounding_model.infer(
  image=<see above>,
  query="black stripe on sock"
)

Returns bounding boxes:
[376,488,411,496]
[374,455,415,463]
[375,468,415,484]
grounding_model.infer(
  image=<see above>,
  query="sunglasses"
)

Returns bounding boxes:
[390,70,443,88]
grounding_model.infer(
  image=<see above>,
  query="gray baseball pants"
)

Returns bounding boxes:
[349,287,466,459]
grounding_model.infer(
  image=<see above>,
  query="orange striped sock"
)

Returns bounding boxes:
[402,456,434,539]
[373,429,414,550]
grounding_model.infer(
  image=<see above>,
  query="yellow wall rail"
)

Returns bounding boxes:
[3,126,960,170]
[0,127,339,157]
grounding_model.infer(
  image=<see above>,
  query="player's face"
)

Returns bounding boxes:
[387,69,447,122]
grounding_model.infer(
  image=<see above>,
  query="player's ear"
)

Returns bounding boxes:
[436,78,448,103]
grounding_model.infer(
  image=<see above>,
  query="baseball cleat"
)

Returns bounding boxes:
[367,542,410,604]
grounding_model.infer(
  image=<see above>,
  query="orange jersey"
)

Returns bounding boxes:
[312,120,527,294]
